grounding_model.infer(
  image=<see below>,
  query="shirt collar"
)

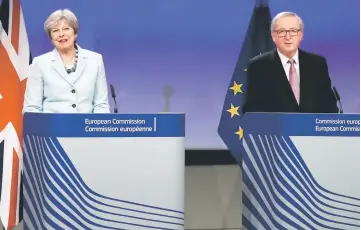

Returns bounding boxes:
[277,49,299,66]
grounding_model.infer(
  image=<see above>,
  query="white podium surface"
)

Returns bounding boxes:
[23,113,185,230]
[241,113,360,230]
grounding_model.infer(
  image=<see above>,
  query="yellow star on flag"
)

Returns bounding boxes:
[227,103,240,118]
[235,126,243,140]
[229,81,243,96]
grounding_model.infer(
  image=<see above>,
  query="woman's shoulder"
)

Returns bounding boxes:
[32,50,55,64]
[79,47,102,59]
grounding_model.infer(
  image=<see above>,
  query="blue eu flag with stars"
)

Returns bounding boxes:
[218,1,274,164]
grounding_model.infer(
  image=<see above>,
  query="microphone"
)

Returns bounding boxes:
[332,86,343,114]
[110,84,118,113]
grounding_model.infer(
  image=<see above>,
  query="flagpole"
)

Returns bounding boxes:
[256,0,269,6]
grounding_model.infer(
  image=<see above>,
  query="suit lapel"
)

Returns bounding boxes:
[71,46,87,84]
[51,49,73,86]
[298,49,310,108]
[270,50,299,107]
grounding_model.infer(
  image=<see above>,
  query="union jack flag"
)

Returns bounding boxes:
[0,0,31,228]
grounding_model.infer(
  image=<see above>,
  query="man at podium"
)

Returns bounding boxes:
[23,9,110,113]
[243,11,338,114]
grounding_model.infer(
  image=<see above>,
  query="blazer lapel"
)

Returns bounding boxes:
[298,49,310,108]
[51,49,73,86]
[270,50,299,107]
[71,46,87,84]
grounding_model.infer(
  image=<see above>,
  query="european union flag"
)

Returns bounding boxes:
[218,1,274,163]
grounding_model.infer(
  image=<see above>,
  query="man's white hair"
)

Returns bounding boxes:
[270,12,304,32]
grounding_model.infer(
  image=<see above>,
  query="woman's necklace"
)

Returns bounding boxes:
[65,48,79,74]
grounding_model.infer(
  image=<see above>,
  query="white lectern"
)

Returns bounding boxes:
[23,113,185,230]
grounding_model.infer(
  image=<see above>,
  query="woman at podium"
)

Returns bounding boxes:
[23,9,110,113]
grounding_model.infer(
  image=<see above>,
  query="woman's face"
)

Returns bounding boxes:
[50,19,77,52]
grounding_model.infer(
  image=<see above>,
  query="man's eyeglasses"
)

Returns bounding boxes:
[274,29,301,37]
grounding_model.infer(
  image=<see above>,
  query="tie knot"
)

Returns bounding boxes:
[288,59,295,65]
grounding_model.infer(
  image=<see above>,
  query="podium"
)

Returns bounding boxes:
[22,113,185,230]
[241,113,360,230]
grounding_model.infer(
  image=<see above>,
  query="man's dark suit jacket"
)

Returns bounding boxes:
[243,49,339,113]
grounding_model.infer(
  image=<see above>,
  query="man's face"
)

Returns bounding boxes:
[271,16,303,57]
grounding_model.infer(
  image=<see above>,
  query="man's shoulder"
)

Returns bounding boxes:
[248,50,275,67]
[299,49,326,62]
[248,48,327,64]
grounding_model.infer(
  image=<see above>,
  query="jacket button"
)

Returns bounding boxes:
[71,89,76,93]
[72,104,76,108]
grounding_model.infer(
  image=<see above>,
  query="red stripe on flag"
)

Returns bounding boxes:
[7,149,19,229]
[11,0,20,53]
[19,78,27,153]
[0,42,22,139]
